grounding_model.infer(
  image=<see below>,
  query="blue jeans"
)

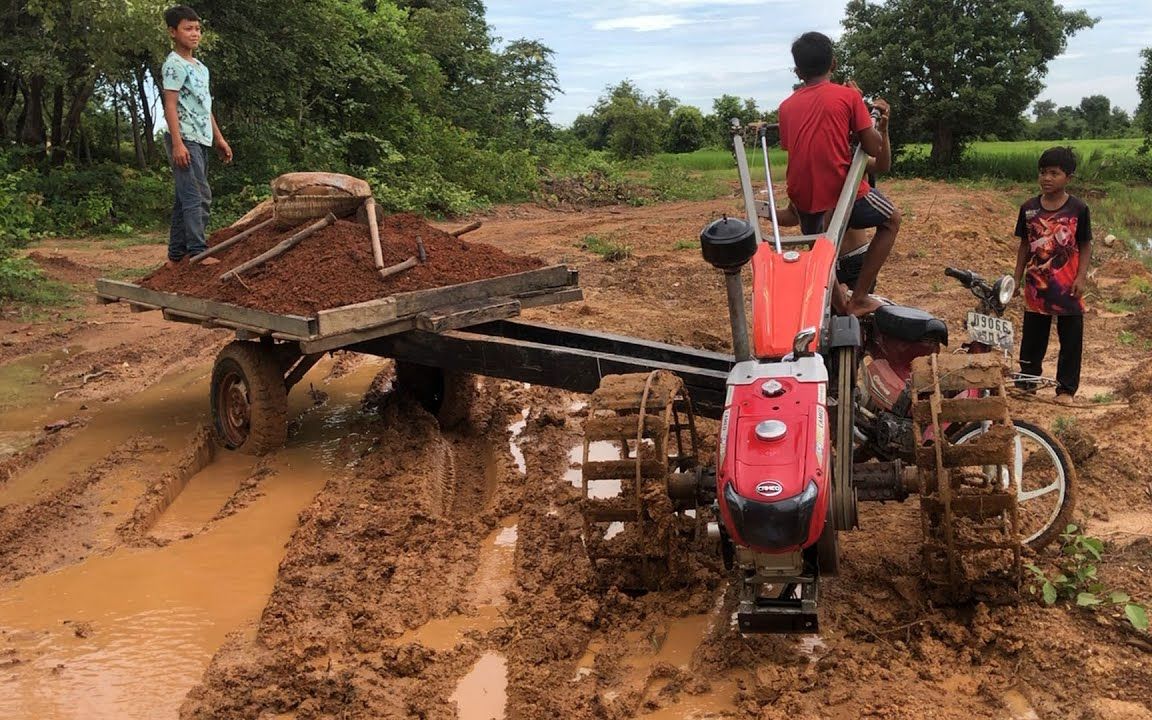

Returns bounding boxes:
[164,134,211,261]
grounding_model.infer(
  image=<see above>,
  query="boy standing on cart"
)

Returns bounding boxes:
[161,5,233,266]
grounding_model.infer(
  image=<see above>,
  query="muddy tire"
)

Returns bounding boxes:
[394,361,475,430]
[210,341,288,455]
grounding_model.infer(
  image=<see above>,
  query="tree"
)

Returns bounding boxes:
[1033,100,1057,120]
[707,95,765,147]
[1078,95,1112,137]
[573,81,676,159]
[1138,48,1152,152]
[665,106,706,153]
[840,0,1096,165]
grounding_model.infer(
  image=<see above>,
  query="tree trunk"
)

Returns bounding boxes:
[113,92,122,164]
[19,75,47,154]
[134,65,157,163]
[0,66,17,141]
[126,85,146,170]
[930,123,955,166]
[58,78,95,166]
[50,85,66,165]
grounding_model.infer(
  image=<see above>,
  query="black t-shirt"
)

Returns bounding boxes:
[1014,194,1091,315]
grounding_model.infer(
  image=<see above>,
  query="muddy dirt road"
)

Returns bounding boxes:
[2,179,1150,719]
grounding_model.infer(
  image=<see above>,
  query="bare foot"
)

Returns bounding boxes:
[165,259,179,269]
[846,294,882,317]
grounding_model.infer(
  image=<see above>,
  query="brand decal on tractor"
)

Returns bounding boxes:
[755,481,783,497]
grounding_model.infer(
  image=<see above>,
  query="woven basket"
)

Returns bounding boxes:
[273,193,365,226]
[270,172,373,227]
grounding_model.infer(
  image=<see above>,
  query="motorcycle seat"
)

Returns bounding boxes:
[873,305,948,345]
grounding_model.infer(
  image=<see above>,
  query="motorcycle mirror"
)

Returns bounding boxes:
[994,276,1015,306]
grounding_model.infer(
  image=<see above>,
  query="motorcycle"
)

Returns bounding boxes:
[855,267,1077,549]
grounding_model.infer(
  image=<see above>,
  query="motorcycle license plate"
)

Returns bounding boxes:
[966,312,1014,351]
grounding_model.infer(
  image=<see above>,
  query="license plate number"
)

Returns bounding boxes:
[966,312,1014,351]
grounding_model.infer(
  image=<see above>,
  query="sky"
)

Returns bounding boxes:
[484,0,1150,127]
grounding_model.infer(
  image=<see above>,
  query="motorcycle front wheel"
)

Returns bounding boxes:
[949,419,1076,550]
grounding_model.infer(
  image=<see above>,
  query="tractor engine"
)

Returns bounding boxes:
[716,359,831,555]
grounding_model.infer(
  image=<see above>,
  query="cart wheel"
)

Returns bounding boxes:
[211,341,288,455]
[394,361,475,429]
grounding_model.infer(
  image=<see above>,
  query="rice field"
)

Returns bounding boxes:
[646,137,1145,184]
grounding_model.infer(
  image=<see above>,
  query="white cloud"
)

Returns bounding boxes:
[593,14,690,32]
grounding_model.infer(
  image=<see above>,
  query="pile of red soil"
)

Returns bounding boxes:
[139,213,544,316]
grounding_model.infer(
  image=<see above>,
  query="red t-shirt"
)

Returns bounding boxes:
[778,81,873,214]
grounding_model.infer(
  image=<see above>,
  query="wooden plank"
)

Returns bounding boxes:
[96,294,119,305]
[162,309,274,337]
[416,299,520,333]
[299,317,417,355]
[315,296,400,336]
[391,265,572,317]
[517,287,583,309]
[313,265,574,337]
[129,302,160,313]
[95,279,315,338]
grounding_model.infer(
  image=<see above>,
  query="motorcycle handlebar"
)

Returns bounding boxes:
[944,267,972,284]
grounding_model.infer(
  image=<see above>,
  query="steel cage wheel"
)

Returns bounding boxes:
[951,419,1076,549]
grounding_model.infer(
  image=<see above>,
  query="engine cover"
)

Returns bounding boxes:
[716,357,832,554]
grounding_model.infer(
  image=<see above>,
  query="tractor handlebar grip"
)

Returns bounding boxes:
[944,267,970,282]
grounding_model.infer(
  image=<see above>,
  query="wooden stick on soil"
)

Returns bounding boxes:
[365,197,385,272]
[189,217,274,264]
[448,220,482,237]
[220,213,336,282]
[379,256,418,280]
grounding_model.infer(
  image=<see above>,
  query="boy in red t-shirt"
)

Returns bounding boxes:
[778,32,900,316]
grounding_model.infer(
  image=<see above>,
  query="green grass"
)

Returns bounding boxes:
[1120,330,1137,346]
[1090,392,1116,404]
[578,233,632,262]
[906,138,1143,158]
[672,239,700,251]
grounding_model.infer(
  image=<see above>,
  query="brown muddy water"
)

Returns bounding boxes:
[0,359,384,720]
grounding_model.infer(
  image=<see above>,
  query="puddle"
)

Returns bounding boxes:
[395,606,506,653]
[149,452,256,541]
[473,518,519,607]
[642,678,741,719]
[508,409,528,475]
[0,348,86,434]
[0,358,376,720]
[399,515,518,652]
[0,365,211,507]
[451,652,507,720]
[653,614,713,668]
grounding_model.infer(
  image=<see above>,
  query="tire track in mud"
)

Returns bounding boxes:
[180,385,526,719]
[0,435,165,582]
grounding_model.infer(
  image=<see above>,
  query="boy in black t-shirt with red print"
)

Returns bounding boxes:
[1012,146,1092,404]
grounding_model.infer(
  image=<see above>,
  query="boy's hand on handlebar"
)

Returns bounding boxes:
[872,98,891,131]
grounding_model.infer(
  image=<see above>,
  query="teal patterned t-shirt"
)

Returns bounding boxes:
[161,52,213,146]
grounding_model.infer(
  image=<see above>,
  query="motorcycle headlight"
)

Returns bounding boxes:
[994,276,1015,306]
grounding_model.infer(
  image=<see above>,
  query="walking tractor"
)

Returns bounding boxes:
[95,122,1074,635]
